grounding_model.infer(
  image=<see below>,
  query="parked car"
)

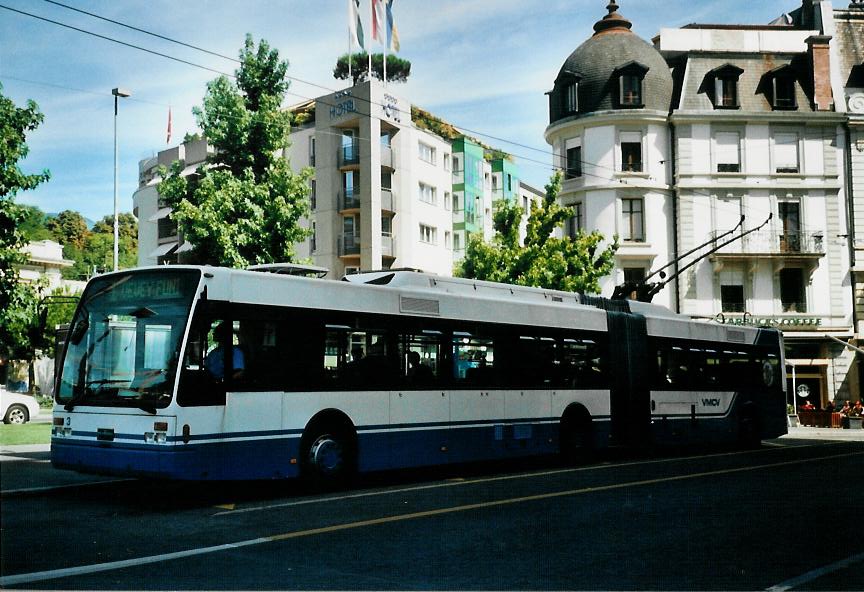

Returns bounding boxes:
[1,388,41,424]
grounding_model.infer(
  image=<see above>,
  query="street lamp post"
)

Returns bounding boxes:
[112,87,131,272]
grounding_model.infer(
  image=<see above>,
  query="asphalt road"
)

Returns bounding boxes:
[1,435,862,590]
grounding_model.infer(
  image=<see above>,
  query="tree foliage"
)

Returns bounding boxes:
[159,35,312,268]
[334,52,411,85]
[0,83,51,368]
[456,172,619,294]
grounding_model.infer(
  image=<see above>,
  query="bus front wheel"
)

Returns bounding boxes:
[300,422,356,487]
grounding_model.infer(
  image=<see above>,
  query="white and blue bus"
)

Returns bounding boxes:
[51,266,787,481]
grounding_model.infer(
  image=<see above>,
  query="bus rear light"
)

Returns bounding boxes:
[154,422,168,432]
[53,417,64,426]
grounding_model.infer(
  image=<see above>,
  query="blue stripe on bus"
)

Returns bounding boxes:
[51,419,614,481]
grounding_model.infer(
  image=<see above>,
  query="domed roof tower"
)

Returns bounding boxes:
[548,1,673,123]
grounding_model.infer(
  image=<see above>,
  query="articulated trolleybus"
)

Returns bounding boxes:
[52,266,787,481]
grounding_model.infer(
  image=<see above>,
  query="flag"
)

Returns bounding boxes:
[371,0,384,44]
[166,106,172,144]
[348,0,364,49]
[386,0,400,52]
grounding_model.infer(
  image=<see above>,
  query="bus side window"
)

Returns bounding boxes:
[400,333,441,388]
[453,335,496,388]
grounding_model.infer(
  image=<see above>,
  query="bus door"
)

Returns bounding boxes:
[606,311,651,446]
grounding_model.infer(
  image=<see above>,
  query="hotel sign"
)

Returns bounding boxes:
[329,90,357,120]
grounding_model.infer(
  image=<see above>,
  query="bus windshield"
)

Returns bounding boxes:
[56,269,201,412]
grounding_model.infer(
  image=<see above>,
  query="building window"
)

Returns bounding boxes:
[620,132,642,172]
[452,155,462,173]
[621,198,644,242]
[566,146,582,179]
[310,221,317,253]
[381,215,392,237]
[419,224,437,244]
[720,285,745,313]
[623,267,646,284]
[158,216,178,240]
[444,191,452,211]
[309,137,316,166]
[565,82,578,113]
[418,182,437,205]
[715,76,738,108]
[567,203,584,237]
[715,132,741,173]
[381,171,392,191]
[774,133,799,174]
[444,153,451,171]
[310,179,317,210]
[620,74,642,106]
[778,200,802,252]
[779,268,806,313]
[772,73,797,110]
[418,142,436,165]
[708,64,743,109]
[445,231,452,249]
[453,232,461,251]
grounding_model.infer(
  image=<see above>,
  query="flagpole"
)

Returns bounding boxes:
[348,29,352,83]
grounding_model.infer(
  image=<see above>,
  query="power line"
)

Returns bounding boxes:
[41,0,241,64]
[0,4,234,79]
[6,2,836,229]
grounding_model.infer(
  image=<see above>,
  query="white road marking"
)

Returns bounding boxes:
[2,449,861,588]
[765,551,864,591]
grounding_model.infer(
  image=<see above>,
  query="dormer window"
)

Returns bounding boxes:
[565,82,578,113]
[615,62,648,108]
[707,64,743,109]
[553,70,582,117]
[765,65,798,110]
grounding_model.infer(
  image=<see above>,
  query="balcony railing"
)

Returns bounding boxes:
[339,142,360,167]
[381,146,393,169]
[709,230,824,256]
[338,233,360,256]
[340,189,360,211]
[381,188,394,212]
[381,234,395,258]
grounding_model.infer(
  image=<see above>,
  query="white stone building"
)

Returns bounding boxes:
[546,0,859,404]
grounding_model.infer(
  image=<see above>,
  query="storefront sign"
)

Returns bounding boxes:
[718,314,822,328]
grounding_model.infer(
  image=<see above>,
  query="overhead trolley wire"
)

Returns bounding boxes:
[6,1,830,228]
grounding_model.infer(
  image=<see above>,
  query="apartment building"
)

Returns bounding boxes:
[135,81,543,281]
[546,0,859,403]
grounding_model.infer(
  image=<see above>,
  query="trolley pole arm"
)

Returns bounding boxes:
[634,214,772,303]
[642,215,745,285]
[824,334,864,355]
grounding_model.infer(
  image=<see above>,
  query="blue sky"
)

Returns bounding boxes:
[2,0,792,221]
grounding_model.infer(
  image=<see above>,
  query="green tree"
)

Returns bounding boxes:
[159,35,312,268]
[456,172,619,294]
[47,209,90,251]
[18,204,53,242]
[334,52,411,85]
[1,83,51,385]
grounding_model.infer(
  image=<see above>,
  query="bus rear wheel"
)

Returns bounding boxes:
[560,408,593,464]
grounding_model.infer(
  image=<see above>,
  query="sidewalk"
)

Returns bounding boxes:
[782,425,864,442]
